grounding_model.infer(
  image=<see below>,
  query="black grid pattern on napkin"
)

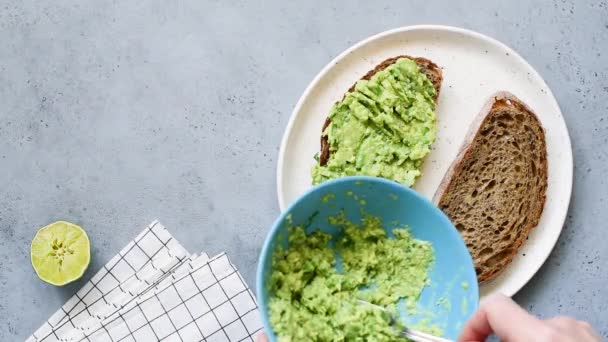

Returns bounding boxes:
[57,253,194,342]
[29,221,189,342]
[82,254,263,342]
[67,253,212,341]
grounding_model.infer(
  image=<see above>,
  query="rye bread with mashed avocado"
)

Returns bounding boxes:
[312,56,443,186]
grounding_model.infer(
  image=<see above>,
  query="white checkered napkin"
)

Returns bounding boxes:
[60,253,210,342]
[132,253,211,304]
[66,253,213,342]
[27,221,190,342]
[84,254,263,342]
[56,252,194,342]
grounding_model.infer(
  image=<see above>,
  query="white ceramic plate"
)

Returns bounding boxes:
[276,25,572,297]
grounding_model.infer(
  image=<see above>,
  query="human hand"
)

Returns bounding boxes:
[257,332,268,342]
[458,294,600,342]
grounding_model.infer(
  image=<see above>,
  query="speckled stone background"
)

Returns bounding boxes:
[1,0,607,339]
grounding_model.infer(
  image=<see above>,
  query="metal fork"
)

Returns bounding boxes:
[357,300,453,342]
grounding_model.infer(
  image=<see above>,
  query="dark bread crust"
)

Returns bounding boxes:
[319,56,443,166]
[433,92,548,283]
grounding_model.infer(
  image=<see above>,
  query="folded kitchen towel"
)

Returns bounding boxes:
[27,221,263,342]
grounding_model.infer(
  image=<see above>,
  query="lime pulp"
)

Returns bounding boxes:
[30,221,90,286]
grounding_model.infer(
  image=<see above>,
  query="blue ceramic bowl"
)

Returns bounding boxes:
[257,176,478,340]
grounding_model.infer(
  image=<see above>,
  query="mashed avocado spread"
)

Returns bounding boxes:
[268,214,434,341]
[312,58,437,186]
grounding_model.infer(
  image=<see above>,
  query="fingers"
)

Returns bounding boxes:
[458,294,542,342]
[546,316,580,329]
[257,333,269,342]
[459,297,601,342]
[577,320,602,340]
[546,316,601,342]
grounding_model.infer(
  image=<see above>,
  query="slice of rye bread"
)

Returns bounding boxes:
[319,56,443,166]
[433,92,548,283]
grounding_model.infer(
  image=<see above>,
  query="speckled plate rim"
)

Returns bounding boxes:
[276,25,573,298]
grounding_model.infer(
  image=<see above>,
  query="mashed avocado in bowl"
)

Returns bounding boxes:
[257,177,478,341]
[269,214,434,341]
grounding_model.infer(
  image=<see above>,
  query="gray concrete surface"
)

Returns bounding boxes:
[0,0,606,339]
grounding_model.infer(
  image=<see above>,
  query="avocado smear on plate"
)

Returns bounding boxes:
[312,58,437,186]
[268,214,435,341]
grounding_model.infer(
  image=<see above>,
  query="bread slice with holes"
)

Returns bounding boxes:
[318,56,443,167]
[433,92,548,283]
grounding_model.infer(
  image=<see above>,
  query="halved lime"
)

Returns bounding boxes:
[31,221,90,286]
